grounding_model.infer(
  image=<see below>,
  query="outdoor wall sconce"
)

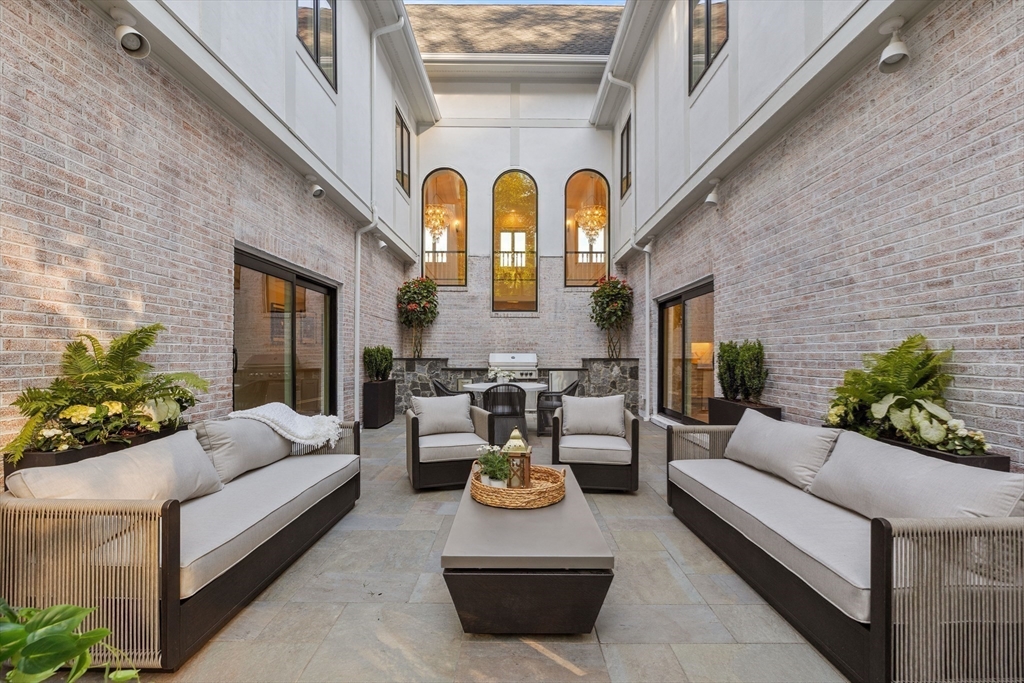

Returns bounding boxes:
[705,178,720,206]
[878,16,910,73]
[110,8,151,59]
[305,175,326,199]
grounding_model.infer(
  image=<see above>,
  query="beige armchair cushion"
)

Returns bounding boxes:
[411,394,475,436]
[724,409,841,490]
[5,430,223,502]
[419,432,489,463]
[561,395,625,437]
[190,419,291,483]
[558,434,632,465]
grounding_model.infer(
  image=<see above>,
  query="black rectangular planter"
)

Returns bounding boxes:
[362,379,396,429]
[708,397,783,426]
[878,437,1011,472]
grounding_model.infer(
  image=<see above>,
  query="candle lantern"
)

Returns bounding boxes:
[502,426,532,489]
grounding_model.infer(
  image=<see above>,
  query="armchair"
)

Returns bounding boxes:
[552,395,639,492]
[406,396,494,490]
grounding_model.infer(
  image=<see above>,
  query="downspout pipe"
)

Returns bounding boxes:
[606,71,652,421]
[354,16,405,422]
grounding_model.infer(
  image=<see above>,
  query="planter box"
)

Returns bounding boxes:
[878,437,1011,472]
[3,426,185,481]
[708,397,782,426]
[363,379,396,429]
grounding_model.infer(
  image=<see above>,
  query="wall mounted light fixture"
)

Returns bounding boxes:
[705,178,721,206]
[110,8,151,59]
[878,17,910,73]
[305,175,325,199]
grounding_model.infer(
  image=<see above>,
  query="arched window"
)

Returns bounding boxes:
[565,170,609,287]
[492,170,538,311]
[422,169,467,286]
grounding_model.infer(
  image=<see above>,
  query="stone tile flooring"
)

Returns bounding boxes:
[107,420,847,682]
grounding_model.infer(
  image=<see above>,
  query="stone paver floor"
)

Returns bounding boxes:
[97,420,847,682]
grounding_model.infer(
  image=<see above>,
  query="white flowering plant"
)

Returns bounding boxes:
[487,368,516,382]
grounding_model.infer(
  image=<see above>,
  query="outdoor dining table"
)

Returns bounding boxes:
[461,381,548,392]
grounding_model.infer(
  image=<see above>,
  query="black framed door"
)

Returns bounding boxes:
[659,281,714,423]
[233,251,337,416]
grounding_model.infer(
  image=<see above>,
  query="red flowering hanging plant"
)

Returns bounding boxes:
[589,275,634,358]
[396,277,439,357]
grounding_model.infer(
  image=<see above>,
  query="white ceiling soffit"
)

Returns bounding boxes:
[365,0,442,127]
[422,54,608,82]
[590,0,669,127]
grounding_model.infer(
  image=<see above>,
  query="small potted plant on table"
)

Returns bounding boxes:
[708,340,782,425]
[362,345,395,429]
[477,446,509,488]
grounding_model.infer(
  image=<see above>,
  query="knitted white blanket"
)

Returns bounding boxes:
[229,402,342,454]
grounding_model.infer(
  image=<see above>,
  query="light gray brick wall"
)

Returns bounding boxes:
[0,0,406,474]
[624,0,1023,467]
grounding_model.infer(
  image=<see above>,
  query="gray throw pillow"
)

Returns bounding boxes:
[723,409,840,490]
[5,430,223,502]
[810,431,1024,519]
[561,395,625,437]
[191,418,291,483]
[411,394,475,436]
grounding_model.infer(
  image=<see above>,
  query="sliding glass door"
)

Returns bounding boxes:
[233,252,335,415]
[659,282,714,423]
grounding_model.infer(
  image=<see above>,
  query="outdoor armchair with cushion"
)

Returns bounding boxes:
[536,379,579,436]
[406,394,494,490]
[552,395,639,492]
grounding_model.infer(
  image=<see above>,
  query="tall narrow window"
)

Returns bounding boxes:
[233,252,336,416]
[565,170,609,287]
[423,169,467,286]
[690,0,727,91]
[297,0,336,88]
[396,110,410,196]
[620,116,632,197]
[492,170,538,311]
[659,281,714,423]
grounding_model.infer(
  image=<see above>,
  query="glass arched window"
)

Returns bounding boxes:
[422,169,467,286]
[492,170,538,311]
[565,170,609,287]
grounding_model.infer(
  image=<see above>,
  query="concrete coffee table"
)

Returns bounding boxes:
[441,467,614,634]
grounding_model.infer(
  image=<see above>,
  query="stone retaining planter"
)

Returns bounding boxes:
[708,397,782,425]
[878,437,1011,472]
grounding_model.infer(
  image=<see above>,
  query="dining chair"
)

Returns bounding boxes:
[431,378,477,406]
[482,384,527,445]
[536,379,580,436]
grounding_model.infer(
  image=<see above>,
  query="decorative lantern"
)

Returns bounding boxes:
[501,427,532,489]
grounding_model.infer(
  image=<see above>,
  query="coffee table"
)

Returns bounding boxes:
[441,467,614,634]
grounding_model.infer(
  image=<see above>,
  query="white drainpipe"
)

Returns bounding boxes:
[353,16,405,422]
[606,72,652,421]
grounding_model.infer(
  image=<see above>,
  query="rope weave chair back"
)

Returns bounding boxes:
[483,384,526,417]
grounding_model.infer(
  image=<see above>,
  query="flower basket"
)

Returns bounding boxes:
[470,462,566,509]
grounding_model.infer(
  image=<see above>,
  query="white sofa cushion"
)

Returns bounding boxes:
[724,409,841,490]
[810,431,1024,519]
[670,459,872,622]
[178,452,359,598]
[190,419,291,483]
[418,432,488,463]
[558,434,632,465]
[5,430,223,502]
[561,395,625,437]
[412,394,475,436]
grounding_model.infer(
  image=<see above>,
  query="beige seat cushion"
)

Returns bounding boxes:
[190,419,291,483]
[412,394,475,436]
[5,430,222,502]
[810,431,1024,519]
[561,395,625,437]
[419,432,488,463]
[724,409,840,491]
[670,459,872,623]
[178,453,359,598]
[558,434,632,465]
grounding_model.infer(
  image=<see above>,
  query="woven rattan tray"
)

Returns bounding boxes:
[470,463,566,509]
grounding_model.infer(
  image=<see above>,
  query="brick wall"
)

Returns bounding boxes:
[624,0,1023,467]
[0,0,405,471]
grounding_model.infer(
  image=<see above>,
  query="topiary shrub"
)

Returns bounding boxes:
[737,340,768,403]
[716,341,741,401]
[589,276,634,358]
[362,346,394,382]
[397,277,439,358]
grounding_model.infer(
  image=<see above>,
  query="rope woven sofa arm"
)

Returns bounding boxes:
[0,493,174,669]
[872,516,1024,683]
[310,421,360,455]
[667,424,736,463]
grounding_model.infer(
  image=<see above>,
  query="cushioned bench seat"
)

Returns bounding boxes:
[669,458,872,622]
[179,452,359,598]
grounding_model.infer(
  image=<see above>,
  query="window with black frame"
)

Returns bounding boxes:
[422,168,467,286]
[565,170,609,287]
[620,116,632,197]
[689,0,727,91]
[396,110,410,196]
[659,281,714,423]
[297,0,336,88]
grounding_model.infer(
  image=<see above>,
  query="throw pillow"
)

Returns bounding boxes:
[191,418,292,483]
[411,394,475,436]
[723,409,840,490]
[561,395,625,437]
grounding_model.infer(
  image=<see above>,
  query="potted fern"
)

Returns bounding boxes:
[2,324,208,478]
[708,340,782,425]
[362,345,395,429]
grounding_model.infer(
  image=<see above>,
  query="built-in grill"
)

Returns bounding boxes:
[488,352,539,380]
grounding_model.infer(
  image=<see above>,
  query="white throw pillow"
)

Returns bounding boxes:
[723,409,841,490]
[191,419,291,483]
[5,430,223,502]
[561,395,625,437]
[411,394,475,436]
[809,431,1024,519]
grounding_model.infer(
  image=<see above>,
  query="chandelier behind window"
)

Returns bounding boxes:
[424,204,451,241]
[574,204,607,247]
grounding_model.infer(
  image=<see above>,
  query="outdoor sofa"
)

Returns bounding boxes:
[552,395,639,492]
[667,409,1024,683]
[407,394,494,490]
[0,417,360,671]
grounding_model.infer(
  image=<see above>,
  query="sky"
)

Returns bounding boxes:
[406,0,624,5]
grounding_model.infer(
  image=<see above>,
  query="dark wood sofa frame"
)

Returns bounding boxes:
[552,408,639,492]
[666,424,1023,683]
[406,406,495,490]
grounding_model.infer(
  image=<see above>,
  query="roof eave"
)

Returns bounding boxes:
[366,0,442,127]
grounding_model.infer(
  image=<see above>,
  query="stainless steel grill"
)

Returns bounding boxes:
[488,352,538,380]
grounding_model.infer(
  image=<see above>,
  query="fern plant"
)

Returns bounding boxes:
[3,324,208,463]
